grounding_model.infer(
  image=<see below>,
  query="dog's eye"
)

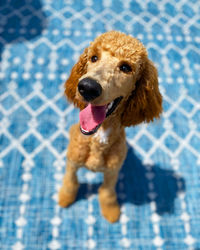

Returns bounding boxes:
[120,63,132,73]
[91,55,98,63]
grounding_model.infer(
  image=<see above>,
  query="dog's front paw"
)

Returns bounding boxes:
[101,202,121,223]
[58,188,77,208]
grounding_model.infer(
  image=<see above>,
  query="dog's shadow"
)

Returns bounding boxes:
[0,0,47,61]
[76,146,185,215]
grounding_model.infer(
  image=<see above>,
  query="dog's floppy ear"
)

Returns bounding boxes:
[121,59,162,126]
[65,48,88,109]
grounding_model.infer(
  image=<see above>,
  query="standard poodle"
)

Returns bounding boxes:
[58,31,162,223]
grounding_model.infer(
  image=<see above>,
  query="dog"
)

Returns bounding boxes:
[58,31,162,223]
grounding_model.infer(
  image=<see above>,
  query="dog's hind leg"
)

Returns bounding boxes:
[58,160,79,208]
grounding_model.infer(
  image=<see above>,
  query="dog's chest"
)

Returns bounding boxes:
[93,127,111,144]
[84,127,112,171]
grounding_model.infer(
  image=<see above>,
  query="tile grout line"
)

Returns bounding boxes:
[119,172,131,249]
[144,160,164,250]
[48,156,64,250]
[11,49,34,250]
[85,175,96,249]
[47,47,64,248]
[48,118,66,250]
[171,158,196,249]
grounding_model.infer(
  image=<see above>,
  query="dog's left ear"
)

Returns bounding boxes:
[121,59,162,126]
[64,47,89,110]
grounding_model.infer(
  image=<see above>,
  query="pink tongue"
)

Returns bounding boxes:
[79,104,107,132]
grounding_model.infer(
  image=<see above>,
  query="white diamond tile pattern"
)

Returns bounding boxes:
[0,0,200,249]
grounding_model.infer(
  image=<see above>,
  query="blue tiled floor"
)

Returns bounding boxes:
[0,0,200,249]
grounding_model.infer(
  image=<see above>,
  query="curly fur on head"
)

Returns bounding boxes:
[65,30,162,126]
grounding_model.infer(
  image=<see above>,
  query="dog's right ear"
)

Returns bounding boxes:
[65,48,88,110]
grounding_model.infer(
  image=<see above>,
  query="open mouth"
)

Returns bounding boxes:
[80,96,123,135]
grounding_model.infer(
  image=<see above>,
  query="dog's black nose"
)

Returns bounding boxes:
[78,78,102,101]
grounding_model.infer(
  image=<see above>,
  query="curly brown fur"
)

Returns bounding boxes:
[121,59,162,126]
[65,48,88,110]
[59,31,162,223]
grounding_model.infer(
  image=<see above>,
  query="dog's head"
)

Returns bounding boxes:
[65,31,162,135]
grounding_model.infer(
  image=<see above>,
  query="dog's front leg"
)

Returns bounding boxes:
[58,160,79,207]
[98,169,120,223]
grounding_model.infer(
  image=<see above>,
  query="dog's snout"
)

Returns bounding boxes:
[78,78,102,101]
